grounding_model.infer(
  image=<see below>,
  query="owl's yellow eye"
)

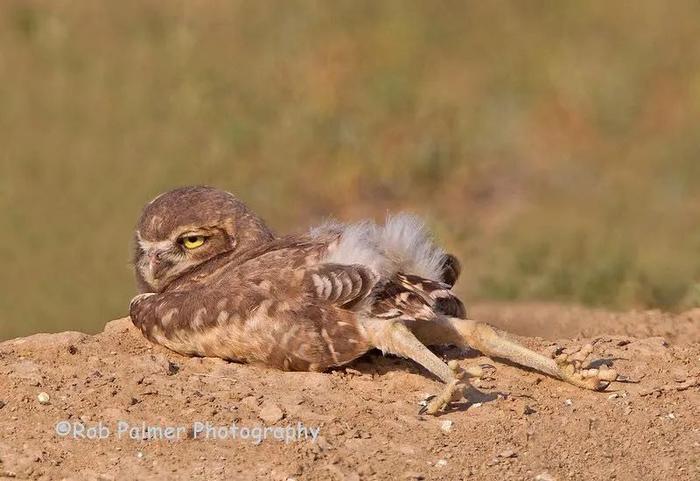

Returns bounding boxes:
[181,235,206,249]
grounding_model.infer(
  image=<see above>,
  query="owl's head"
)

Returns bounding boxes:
[133,186,274,293]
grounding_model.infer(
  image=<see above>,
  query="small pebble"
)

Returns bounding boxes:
[499,449,517,458]
[37,392,50,405]
[435,459,448,467]
[439,420,453,433]
[535,473,556,481]
[258,401,284,424]
[564,399,573,406]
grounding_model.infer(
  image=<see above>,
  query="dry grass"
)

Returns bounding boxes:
[2,0,700,339]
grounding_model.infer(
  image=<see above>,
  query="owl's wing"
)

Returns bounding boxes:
[129,259,373,372]
[369,273,467,321]
[129,251,460,372]
[301,263,466,320]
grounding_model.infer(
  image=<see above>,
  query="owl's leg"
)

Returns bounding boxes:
[433,317,618,390]
[361,319,482,414]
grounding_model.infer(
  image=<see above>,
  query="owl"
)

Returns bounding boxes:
[130,186,618,414]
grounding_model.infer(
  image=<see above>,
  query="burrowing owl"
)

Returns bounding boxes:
[130,186,618,414]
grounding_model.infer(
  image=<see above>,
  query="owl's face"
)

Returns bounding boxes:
[134,186,274,293]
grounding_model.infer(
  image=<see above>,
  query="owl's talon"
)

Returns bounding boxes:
[417,396,433,415]
[479,363,496,373]
[420,378,465,415]
[551,344,619,391]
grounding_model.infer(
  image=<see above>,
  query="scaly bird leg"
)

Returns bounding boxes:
[361,319,485,414]
[412,317,617,390]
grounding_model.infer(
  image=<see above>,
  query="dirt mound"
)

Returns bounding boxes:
[0,304,697,481]
[472,302,700,344]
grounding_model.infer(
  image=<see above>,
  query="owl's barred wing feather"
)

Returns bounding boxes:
[301,262,466,321]
[303,263,378,308]
[369,273,467,321]
[398,273,467,318]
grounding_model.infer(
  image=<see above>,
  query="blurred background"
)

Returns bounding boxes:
[1,1,700,340]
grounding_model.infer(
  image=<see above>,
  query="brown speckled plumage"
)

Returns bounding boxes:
[132,236,372,370]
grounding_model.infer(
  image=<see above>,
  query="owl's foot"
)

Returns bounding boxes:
[419,360,493,415]
[420,360,466,415]
[551,344,618,390]
[438,318,621,392]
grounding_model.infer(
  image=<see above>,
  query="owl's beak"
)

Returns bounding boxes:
[146,252,172,282]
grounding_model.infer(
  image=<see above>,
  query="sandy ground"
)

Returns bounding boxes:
[0,303,698,481]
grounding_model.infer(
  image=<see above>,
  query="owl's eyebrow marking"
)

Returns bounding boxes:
[138,238,175,252]
[172,224,220,237]
[176,230,212,239]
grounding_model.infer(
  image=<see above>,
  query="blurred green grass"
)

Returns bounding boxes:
[1,1,699,340]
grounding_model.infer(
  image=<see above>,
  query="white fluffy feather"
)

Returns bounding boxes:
[315,213,447,281]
